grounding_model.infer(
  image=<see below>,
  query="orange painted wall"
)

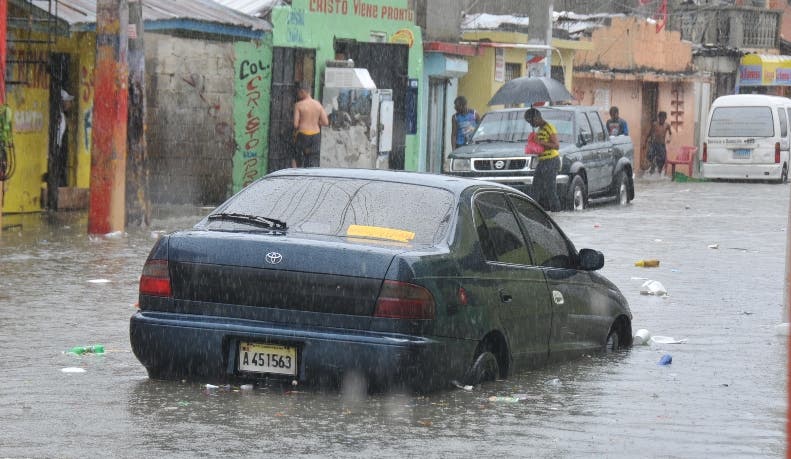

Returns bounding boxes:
[575,17,693,73]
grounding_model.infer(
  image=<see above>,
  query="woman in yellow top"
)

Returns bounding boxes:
[524,107,561,212]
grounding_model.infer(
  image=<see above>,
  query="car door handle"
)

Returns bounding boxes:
[499,289,512,303]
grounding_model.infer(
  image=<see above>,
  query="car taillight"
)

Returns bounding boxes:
[374,280,435,320]
[776,142,781,163]
[702,143,707,162]
[139,259,172,297]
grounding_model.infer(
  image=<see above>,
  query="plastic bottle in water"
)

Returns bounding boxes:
[67,344,105,355]
[634,259,660,267]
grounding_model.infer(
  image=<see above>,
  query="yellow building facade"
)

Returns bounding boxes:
[458,30,591,115]
[3,31,94,213]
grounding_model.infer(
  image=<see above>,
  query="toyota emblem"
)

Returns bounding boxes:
[494,160,505,170]
[265,252,283,264]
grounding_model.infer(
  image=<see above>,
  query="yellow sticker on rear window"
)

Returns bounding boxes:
[346,225,415,243]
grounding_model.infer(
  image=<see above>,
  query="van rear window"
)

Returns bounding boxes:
[708,106,774,137]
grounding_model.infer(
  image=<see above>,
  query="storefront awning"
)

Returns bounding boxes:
[738,54,791,86]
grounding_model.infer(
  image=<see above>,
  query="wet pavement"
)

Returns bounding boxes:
[0,177,787,458]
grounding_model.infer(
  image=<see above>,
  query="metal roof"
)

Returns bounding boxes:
[211,0,284,18]
[30,0,270,36]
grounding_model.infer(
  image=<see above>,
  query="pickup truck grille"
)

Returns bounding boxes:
[473,158,529,171]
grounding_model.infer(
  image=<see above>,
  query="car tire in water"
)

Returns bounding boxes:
[566,175,587,211]
[613,170,631,205]
[604,327,621,353]
[778,165,789,184]
[462,350,499,386]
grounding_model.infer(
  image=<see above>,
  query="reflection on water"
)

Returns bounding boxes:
[0,183,787,457]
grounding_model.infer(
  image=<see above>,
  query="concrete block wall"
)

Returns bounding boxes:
[145,33,235,206]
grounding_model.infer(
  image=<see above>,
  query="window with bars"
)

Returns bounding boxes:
[505,63,521,81]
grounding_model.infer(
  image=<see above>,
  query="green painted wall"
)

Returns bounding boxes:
[271,0,423,171]
[233,39,273,193]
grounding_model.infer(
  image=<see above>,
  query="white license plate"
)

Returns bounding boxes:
[238,342,297,376]
[733,149,751,159]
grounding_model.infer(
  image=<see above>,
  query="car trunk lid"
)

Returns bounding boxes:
[166,230,412,316]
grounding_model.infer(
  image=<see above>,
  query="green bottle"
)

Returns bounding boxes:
[68,344,105,355]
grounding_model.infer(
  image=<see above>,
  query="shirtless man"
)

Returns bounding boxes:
[643,111,672,174]
[292,82,329,168]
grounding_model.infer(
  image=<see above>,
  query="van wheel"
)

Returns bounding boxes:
[566,175,587,211]
[782,165,788,184]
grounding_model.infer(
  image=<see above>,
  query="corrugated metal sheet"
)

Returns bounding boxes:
[33,0,270,30]
[211,0,283,18]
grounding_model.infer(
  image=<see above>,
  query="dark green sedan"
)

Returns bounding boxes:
[130,168,632,392]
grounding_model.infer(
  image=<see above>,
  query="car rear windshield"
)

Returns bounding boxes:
[708,106,774,137]
[471,109,574,144]
[201,176,455,245]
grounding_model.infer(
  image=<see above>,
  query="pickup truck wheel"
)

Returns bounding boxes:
[614,171,631,205]
[566,175,587,211]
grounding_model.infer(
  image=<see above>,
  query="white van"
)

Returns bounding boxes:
[702,94,790,183]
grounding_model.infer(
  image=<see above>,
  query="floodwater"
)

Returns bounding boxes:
[0,178,787,458]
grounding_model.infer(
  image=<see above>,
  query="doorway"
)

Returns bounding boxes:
[268,47,316,172]
[640,82,659,173]
[427,78,448,173]
[47,53,69,210]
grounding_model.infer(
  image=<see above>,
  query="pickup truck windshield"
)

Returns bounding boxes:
[472,109,575,144]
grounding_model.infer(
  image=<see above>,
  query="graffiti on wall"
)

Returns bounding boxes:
[233,42,272,193]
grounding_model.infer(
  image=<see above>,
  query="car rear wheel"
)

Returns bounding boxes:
[462,350,499,386]
[566,175,587,211]
[613,171,631,205]
[778,165,788,184]
[604,327,621,353]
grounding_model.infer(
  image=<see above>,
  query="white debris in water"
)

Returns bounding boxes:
[104,231,126,239]
[61,367,86,373]
[87,279,111,284]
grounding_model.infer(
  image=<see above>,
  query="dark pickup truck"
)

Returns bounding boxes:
[445,106,635,210]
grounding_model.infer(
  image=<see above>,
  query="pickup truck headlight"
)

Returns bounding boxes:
[451,158,471,172]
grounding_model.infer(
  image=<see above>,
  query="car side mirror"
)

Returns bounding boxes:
[578,133,588,147]
[578,248,604,271]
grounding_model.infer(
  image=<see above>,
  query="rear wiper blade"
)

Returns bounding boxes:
[207,212,287,230]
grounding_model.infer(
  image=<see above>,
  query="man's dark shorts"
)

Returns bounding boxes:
[295,132,321,167]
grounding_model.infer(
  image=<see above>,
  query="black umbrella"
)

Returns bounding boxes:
[488,76,573,106]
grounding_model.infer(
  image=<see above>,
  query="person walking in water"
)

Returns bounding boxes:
[451,96,480,149]
[524,107,561,212]
[292,82,329,168]
[643,111,672,175]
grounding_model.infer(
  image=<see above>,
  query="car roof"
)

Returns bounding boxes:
[265,167,516,195]
[712,94,791,106]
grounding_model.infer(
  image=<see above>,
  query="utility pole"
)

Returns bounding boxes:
[126,0,149,227]
[527,0,554,78]
[88,0,129,235]
[0,0,6,235]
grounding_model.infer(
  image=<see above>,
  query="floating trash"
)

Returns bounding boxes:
[657,354,673,365]
[633,329,651,345]
[87,279,111,284]
[650,336,687,345]
[61,367,87,373]
[640,280,667,296]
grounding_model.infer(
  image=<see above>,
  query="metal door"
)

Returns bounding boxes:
[268,47,316,172]
[427,78,448,173]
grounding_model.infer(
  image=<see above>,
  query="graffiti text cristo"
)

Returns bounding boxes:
[308,0,414,21]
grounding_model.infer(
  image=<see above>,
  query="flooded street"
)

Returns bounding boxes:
[0,178,787,458]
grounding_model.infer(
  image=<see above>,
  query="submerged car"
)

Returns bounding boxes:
[130,168,632,392]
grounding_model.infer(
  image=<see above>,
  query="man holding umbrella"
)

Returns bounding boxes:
[524,107,561,212]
